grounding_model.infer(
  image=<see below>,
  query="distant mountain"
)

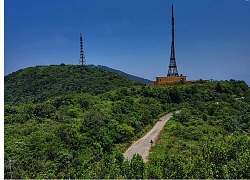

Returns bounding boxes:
[4,65,142,105]
[97,65,154,85]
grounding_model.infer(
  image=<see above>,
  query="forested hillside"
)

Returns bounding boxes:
[4,65,142,105]
[97,65,154,85]
[148,81,250,178]
[4,79,250,179]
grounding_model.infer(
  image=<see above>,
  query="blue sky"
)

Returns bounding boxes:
[4,0,250,85]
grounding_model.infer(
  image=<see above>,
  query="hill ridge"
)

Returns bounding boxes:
[4,64,143,105]
[97,65,154,85]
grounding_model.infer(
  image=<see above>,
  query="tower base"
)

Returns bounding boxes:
[150,76,208,86]
[154,76,187,85]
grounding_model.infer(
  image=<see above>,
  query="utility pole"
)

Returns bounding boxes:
[9,160,15,180]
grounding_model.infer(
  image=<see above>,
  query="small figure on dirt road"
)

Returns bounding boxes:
[150,140,153,144]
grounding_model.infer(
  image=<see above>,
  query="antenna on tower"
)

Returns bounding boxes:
[167,4,179,77]
[79,33,86,66]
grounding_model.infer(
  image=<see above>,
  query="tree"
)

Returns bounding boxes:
[129,154,145,179]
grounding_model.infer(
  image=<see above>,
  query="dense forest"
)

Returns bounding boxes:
[4,65,250,179]
[4,65,143,105]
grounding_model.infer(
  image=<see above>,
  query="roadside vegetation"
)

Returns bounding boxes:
[4,66,250,179]
[149,94,250,178]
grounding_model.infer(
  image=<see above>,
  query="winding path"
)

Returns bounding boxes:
[124,111,179,162]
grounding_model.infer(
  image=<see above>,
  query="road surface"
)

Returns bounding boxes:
[124,111,179,162]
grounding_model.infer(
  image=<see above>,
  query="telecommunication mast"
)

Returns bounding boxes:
[79,33,86,66]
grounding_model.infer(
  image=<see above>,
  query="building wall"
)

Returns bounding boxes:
[154,76,187,85]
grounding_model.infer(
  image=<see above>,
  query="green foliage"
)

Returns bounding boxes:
[5,65,138,105]
[147,81,250,179]
[4,80,250,178]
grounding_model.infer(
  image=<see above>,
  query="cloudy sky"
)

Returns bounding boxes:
[4,0,250,85]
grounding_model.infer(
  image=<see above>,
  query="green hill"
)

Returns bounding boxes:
[4,79,250,179]
[4,64,142,105]
[97,65,154,85]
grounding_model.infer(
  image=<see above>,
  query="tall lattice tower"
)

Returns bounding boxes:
[79,33,86,66]
[167,5,179,77]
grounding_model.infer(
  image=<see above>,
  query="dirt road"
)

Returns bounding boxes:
[124,111,178,162]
